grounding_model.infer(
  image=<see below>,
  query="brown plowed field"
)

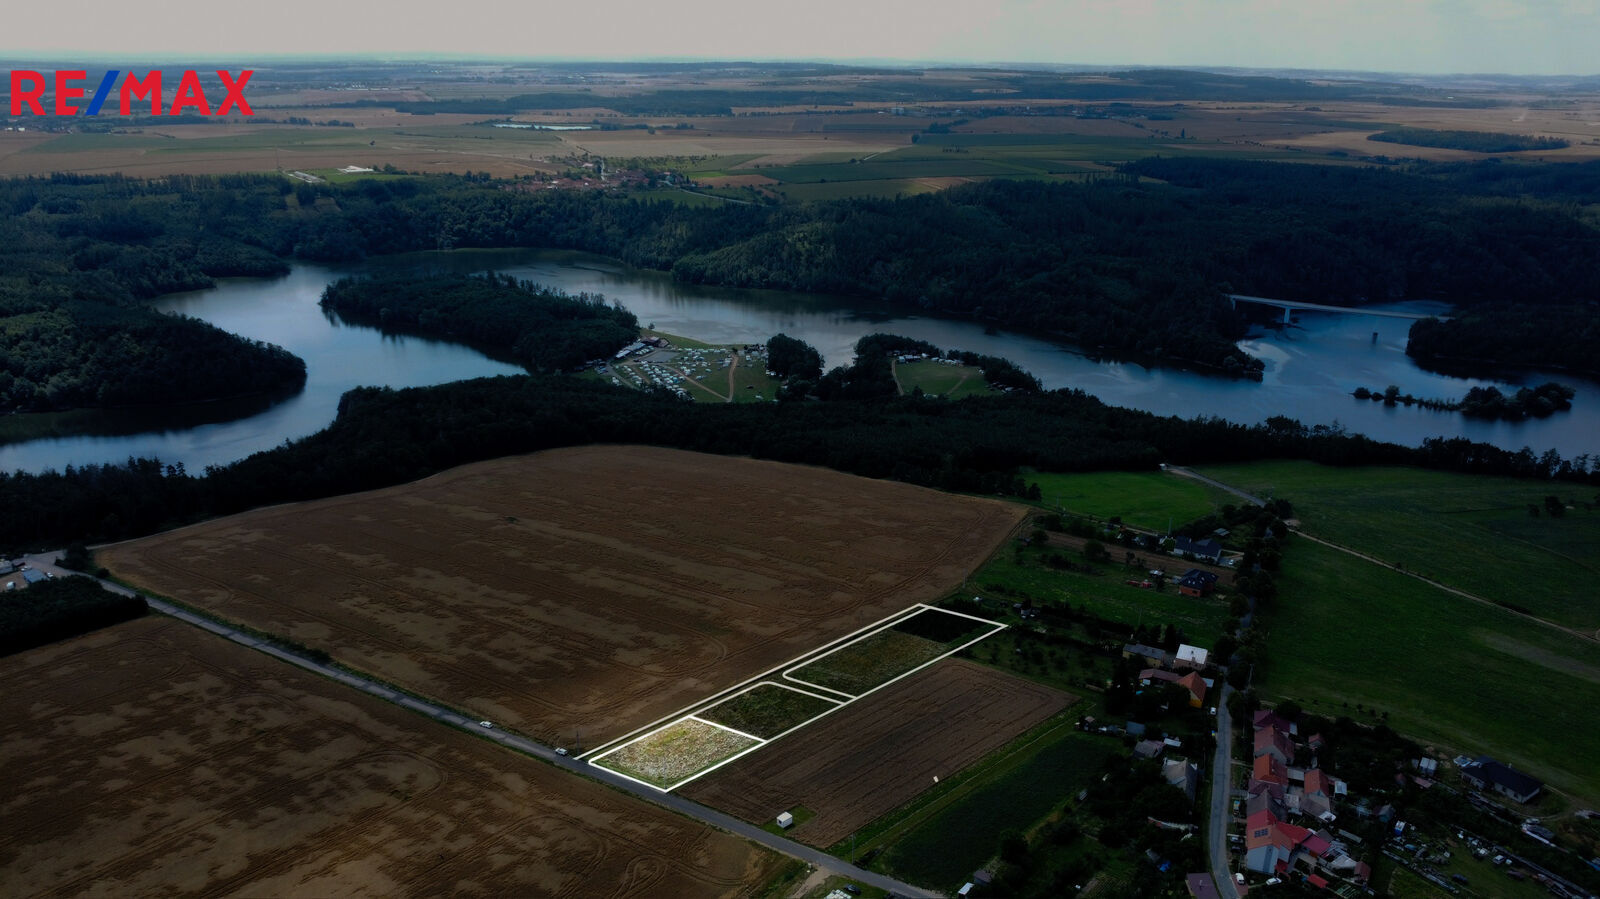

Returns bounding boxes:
[680,658,1074,847]
[0,617,780,898]
[100,446,1024,746]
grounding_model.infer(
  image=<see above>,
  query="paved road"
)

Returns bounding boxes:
[1167,466,1267,508]
[1207,683,1241,899]
[1226,294,1445,321]
[24,551,939,899]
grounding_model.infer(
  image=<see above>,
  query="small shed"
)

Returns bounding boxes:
[775,811,793,829]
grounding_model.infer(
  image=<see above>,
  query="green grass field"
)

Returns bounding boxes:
[698,685,837,739]
[893,360,988,398]
[728,357,780,402]
[875,726,1112,888]
[1193,461,1600,631]
[1024,469,1240,532]
[975,545,1231,645]
[1262,538,1600,804]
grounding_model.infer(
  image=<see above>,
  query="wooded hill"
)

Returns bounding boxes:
[3,157,1595,413]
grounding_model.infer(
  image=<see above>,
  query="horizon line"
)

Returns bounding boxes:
[0,54,1595,80]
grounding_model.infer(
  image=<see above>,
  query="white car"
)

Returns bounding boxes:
[478,720,493,729]
[555,748,569,756]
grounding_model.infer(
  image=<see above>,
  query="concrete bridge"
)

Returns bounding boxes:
[1227,294,1448,323]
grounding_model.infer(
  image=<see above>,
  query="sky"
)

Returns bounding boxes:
[4,0,1596,76]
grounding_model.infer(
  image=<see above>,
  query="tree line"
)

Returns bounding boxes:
[4,370,1596,554]
[1352,381,1576,420]
[1368,127,1569,153]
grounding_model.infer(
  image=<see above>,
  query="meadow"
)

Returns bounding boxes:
[1194,461,1600,631]
[974,543,1232,645]
[1023,469,1241,532]
[873,726,1112,888]
[1261,538,1600,804]
[893,360,989,398]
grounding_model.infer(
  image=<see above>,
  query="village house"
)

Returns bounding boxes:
[1254,725,1295,765]
[1123,643,1175,668]
[1172,536,1223,564]
[1164,757,1200,802]
[1174,643,1209,670]
[1460,756,1543,804]
[1177,568,1219,597]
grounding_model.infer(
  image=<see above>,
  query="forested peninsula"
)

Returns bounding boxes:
[0,178,303,412]
[4,157,1595,414]
[319,272,640,373]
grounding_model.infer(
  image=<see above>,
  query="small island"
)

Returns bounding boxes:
[1353,382,1575,420]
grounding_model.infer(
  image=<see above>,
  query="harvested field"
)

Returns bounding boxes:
[695,174,779,188]
[0,617,781,898]
[100,446,1024,746]
[597,718,761,788]
[699,684,839,739]
[681,658,1075,847]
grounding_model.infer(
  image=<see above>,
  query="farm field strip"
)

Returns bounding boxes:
[781,605,1007,699]
[588,603,1005,793]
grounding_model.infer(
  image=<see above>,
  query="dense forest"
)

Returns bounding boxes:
[319,272,639,372]
[0,575,146,656]
[5,370,1596,553]
[3,158,1596,414]
[1408,304,1600,377]
[0,177,304,412]
[1368,127,1569,153]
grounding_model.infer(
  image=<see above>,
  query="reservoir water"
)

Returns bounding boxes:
[3,248,1595,474]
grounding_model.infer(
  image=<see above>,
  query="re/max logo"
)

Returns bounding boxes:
[7,70,254,116]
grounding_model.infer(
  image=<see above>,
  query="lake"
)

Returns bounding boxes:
[2,248,1594,474]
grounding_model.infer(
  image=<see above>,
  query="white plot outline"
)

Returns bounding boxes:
[582,603,925,761]
[586,604,1005,792]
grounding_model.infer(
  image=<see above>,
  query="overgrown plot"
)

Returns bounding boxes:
[788,608,999,696]
[698,684,839,739]
[594,718,761,789]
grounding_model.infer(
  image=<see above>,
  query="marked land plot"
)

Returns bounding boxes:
[784,606,1006,697]
[600,718,764,789]
[590,604,1005,792]
[0,618,783,898]
[99,446,1025,747]
[698,683,841,739]
[682,658,1076,847]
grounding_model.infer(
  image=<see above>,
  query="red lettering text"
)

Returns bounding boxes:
[216,69,253,115]
[8,70,45,115]
[168,70,210,116]
[54,70,87,115]
[120,71,162,116]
